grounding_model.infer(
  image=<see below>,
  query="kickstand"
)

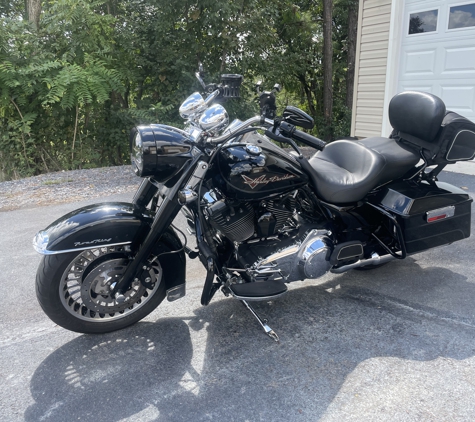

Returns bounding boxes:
[241,300,279,342]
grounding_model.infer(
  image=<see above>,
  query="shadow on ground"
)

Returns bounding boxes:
[25,259,475,422]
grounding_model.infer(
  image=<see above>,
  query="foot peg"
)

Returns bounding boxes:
[229,280,287,301]
[241,300,279,342]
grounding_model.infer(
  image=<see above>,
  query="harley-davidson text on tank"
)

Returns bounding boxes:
[241,173,296,189]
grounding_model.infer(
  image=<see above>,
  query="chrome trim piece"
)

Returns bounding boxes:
[224,119,243,134]
[32,230,50,254]
[166,284,186,302]
[179,92,207,118]
[446,130,475,161]
[178,188,198,205]
[208,116,274,144]
[230,291,288,302]
[330,253,395,273]
[33,237,132,255]
[204,89,221,106]
[199,104,229,133]
[249,229,332,282]
[245,144,262,155]
[240,300,279,342]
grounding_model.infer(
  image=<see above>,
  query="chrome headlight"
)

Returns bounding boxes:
[131,131,143,173]
[130,126,154,177]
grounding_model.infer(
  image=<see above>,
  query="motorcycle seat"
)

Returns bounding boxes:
[306,137,420,204]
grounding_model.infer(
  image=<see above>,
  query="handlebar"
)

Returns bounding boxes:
[204,117,326,153]
[204,89,221,106]
[206,116,274,145]
[279,121,326,151]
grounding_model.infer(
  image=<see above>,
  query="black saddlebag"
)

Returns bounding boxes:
[370,180,472,254]
[432,111,475,163]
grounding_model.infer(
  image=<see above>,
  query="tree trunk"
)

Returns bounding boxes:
[297,74,316,120]
[323,0,333,141]
[25,0,41,30]
[346,0,359,109]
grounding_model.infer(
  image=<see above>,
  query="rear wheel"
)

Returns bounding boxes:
[36,245,166,334]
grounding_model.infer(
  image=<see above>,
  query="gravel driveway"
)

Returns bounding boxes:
[0,148,321,212]
[0,165,140,212]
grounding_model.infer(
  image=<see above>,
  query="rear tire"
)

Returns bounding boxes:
[36,245,167,334]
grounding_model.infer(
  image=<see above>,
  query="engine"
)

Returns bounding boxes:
[202,189,334,283]
[203,189,297,243]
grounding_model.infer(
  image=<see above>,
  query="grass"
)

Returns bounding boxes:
[43,178,74,185]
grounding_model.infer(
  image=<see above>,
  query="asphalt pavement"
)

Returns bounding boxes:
[1,171,475,421]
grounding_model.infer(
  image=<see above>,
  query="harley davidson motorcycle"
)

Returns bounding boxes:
[33,72,475,341]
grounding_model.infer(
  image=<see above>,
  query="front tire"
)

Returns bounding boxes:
[36,245,167,334]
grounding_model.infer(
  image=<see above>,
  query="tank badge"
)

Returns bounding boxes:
[241,174,295,189]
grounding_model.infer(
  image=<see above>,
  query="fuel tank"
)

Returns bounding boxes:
[217,133,308,200]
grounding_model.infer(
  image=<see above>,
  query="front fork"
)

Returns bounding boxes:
[112,156,206,300]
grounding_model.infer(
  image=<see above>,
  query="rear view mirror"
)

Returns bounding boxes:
[283,106,314,130]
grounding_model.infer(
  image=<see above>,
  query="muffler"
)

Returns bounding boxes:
[330,252,395,274]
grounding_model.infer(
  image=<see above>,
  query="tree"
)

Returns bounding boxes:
[346,0,358,109]
[1,0,358,180]
[25,0,41,29]
[322,0,333,140]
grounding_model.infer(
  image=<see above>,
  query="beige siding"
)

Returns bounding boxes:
[351,0,392,138]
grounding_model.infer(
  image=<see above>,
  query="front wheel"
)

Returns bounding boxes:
[36,245,167,334]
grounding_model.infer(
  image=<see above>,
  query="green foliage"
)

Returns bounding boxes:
[0,0,356,181]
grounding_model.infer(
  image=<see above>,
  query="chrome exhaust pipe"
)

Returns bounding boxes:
[330,253,395,274]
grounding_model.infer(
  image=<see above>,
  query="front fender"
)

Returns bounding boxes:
[33,202,153,254]
[33,201,187,300]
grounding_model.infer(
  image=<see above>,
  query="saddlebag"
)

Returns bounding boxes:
[431,111,475,163]
[370,180,472,254]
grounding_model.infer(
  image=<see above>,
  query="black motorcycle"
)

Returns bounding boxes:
[33,73,475,341]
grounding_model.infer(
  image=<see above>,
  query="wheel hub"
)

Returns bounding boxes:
[88,259,129,295]
[59,247,162,322]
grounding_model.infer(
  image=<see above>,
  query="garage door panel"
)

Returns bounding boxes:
[440,85,475,114]
[443,46,475,74]
[403,49,437,75]
[398,1,475,123]
[398,84,434,94]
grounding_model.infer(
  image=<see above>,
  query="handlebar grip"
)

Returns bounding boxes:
[280,121,326,151]
[292,129,326,151]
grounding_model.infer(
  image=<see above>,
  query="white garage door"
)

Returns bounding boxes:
[399,0,475,122]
